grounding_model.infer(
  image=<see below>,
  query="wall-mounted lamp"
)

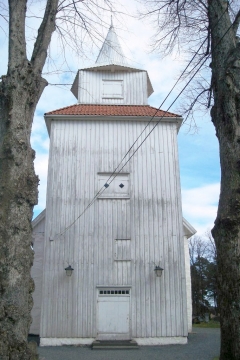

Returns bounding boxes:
[65,265,74,276]
[154,265,164,277]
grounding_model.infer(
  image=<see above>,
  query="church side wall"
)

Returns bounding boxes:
[40,119,188,339]
[30,228,45,334]
[78,70,148,105]
[184,235,192,332]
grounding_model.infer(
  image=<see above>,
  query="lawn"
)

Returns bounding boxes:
[193,320,220,328]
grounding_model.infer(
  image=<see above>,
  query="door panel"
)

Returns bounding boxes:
[97,290,130,340]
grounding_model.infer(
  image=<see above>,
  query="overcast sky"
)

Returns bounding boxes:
[0,0,220,236]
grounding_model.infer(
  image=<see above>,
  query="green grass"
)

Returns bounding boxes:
[193,320,220,328]
[212,357,219,360]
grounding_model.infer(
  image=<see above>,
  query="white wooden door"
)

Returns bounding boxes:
[97,289,130,340]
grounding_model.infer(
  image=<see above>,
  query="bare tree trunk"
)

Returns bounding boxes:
[0,0,58,358]
[0,65,46,359]
[138,0,240,357]
[209,1,240,359]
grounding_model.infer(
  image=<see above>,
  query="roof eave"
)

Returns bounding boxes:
[147,73,154,97]
[44,113,182,135]
[71,71,79,99]
[183,217,197,238]
[32,209,46,229]
[80,63,144,72]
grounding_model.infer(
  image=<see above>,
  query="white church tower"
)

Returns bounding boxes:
[30,23,196,346]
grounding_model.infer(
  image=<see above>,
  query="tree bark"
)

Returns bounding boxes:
[0,0,58,358]
[209,1,240,359]
[0,63,46,360]
[139,0,240,357]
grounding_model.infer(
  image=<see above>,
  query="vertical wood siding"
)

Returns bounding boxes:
[30,229,45,334]
[78,70,148,105]
[41,119,188,338]
[32,216,45,233]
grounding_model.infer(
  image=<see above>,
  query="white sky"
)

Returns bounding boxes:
[0,0,220,236]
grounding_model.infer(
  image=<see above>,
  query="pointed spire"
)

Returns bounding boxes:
[110,7,113,27]
[95,23,128,65]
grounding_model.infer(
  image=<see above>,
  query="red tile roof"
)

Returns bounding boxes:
[45,104,181,118]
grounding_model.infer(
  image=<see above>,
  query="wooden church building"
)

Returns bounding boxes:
[30,23,196,346]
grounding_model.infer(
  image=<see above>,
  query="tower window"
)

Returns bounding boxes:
[102,80,123,99]
[98,173,129,199]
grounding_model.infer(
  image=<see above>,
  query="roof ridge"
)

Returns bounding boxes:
[81,104,151,107]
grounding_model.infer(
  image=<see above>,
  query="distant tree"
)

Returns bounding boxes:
[189,235,218,317]
[191,256,209,316]
[206,259,218,312]
[205,231,218,312]
[141,1,240,358]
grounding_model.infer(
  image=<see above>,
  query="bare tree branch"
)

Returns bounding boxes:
[8,0,27,72]
[31,0,59,73]
[183,87,210,123]
[232,9,240,35]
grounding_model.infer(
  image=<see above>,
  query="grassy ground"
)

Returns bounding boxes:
[193,321,220,328]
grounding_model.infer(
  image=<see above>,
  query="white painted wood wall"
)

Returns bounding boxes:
[184,235,192,332]
[31,215,194,335]
[72,69,149,105]
[40,117,188,339]
[30,213,45,334]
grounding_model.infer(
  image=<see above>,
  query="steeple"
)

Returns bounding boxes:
[71,21,154,102]
[95,23,128,66]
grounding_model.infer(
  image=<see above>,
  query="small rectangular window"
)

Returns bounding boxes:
[102,80,123,99]
[98,288,130,296]
[98,173,129,199]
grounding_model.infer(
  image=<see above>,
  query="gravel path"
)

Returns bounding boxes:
[38,328,220,360]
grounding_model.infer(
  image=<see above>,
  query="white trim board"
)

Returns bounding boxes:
[133,337,188,345]
[40,338,95,346]
[40,336,187,346]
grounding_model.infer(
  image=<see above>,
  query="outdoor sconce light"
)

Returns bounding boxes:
[154,265,164,277]
[65,265,74,276]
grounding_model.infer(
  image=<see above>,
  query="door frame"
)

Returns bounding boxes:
[96,285,132,340]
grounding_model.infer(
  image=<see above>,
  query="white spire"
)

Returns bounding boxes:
[95,24,128,65]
